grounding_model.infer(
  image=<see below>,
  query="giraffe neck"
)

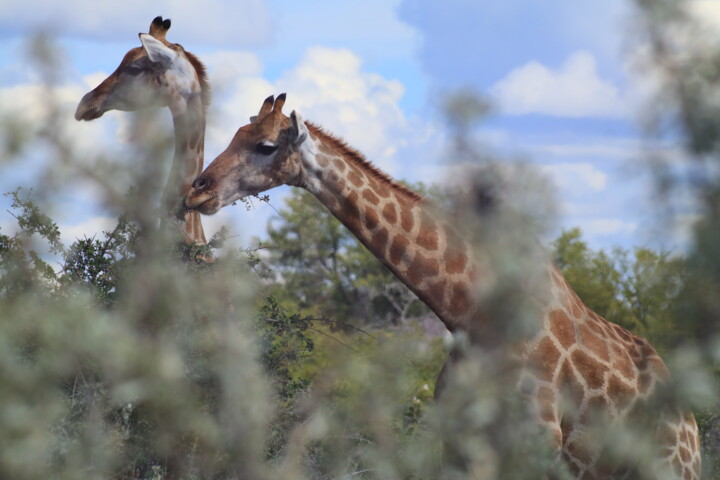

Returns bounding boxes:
[297,129,481,332]
[164,97,207,245]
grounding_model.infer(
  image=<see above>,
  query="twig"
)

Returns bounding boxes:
[307,326,360,354]
[342,468,376,478]
[311,317,377,341]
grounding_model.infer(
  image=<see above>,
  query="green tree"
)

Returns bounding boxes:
[260,189,364,322]
[259,187,439,328]
[619,247,686,348]
[552,227,686,353]
[552,227,624,325]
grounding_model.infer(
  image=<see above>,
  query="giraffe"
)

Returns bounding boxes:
[185,94,701,479]
[75,16,209,254]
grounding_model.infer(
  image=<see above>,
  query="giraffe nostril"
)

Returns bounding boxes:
[192,176,210,190]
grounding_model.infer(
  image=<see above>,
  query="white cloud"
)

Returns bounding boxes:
[490,51,625,118]
[205,46,412,175]
[0,81,125,157]
[275,47,407,172]
[59,216,117,245]
[202,51,264,92]
[0,0,272,47]
[541,163,608,194]
[528,141,639,160]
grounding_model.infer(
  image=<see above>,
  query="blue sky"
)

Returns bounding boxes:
[1,0,717,254]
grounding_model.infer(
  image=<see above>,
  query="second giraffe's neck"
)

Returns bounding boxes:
[299,128,481,332]
[166,99,207,244]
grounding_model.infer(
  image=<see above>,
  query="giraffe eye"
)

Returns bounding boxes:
[125,65,143,76]
[255,142,278,156]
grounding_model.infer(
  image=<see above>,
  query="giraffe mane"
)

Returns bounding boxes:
[305,122,422,203]
[183,50,212,113]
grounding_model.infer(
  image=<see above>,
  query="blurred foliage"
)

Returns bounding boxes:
[633,0,720,475]
[0,187,455,479]
[0,189,274,480]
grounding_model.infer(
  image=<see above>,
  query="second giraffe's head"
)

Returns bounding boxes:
[75,16,209,121]
[185,94,311,215]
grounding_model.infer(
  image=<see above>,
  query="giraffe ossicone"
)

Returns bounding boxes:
[75,16,209,256]
[186,94,701,479]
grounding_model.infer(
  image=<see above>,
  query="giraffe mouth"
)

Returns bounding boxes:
[75,89,110,121]
[185,189,221,215]
[75,101,105,121]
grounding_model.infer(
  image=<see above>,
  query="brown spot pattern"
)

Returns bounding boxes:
[611,345,634,380]
[427,279,447,300]
[444,246,467,274]
[327,172,344,194]
[578,323,609,362]
[389,235,410,265]
[317,154,330,167]
[680,446,691,464]
[341,192,361,231]
[371,179,390,198]
[549,309,575,349]
[362,189,380,205]
[571,349,606,389]
[556,359,584,405]
[448,282,472,317]
[318,143,335,155]
[333,158,347,172]
[371,227,389,252]
[566,439,593,465]
[382,203,397,225]
[532,336,562,383]
[348,170,363,187]
[407,254,440,285]
[682,429,692,447]
[606,374,635,412]
[416,212,438,251]
[400,207,414,232]
[365,206,379,231]
[657,424,677,448]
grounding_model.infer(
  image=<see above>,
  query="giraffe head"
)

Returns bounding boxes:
[75,16,210,121]
[185,93,311,215]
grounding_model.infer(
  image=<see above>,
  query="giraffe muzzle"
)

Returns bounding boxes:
[185,179,220,215]
[75,93,105,121]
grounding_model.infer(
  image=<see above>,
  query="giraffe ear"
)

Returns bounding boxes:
[139,33,177,67]
[290,110,308,146]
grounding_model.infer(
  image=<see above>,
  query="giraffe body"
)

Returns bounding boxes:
[186,94,701,479]
[75,17,208,248]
